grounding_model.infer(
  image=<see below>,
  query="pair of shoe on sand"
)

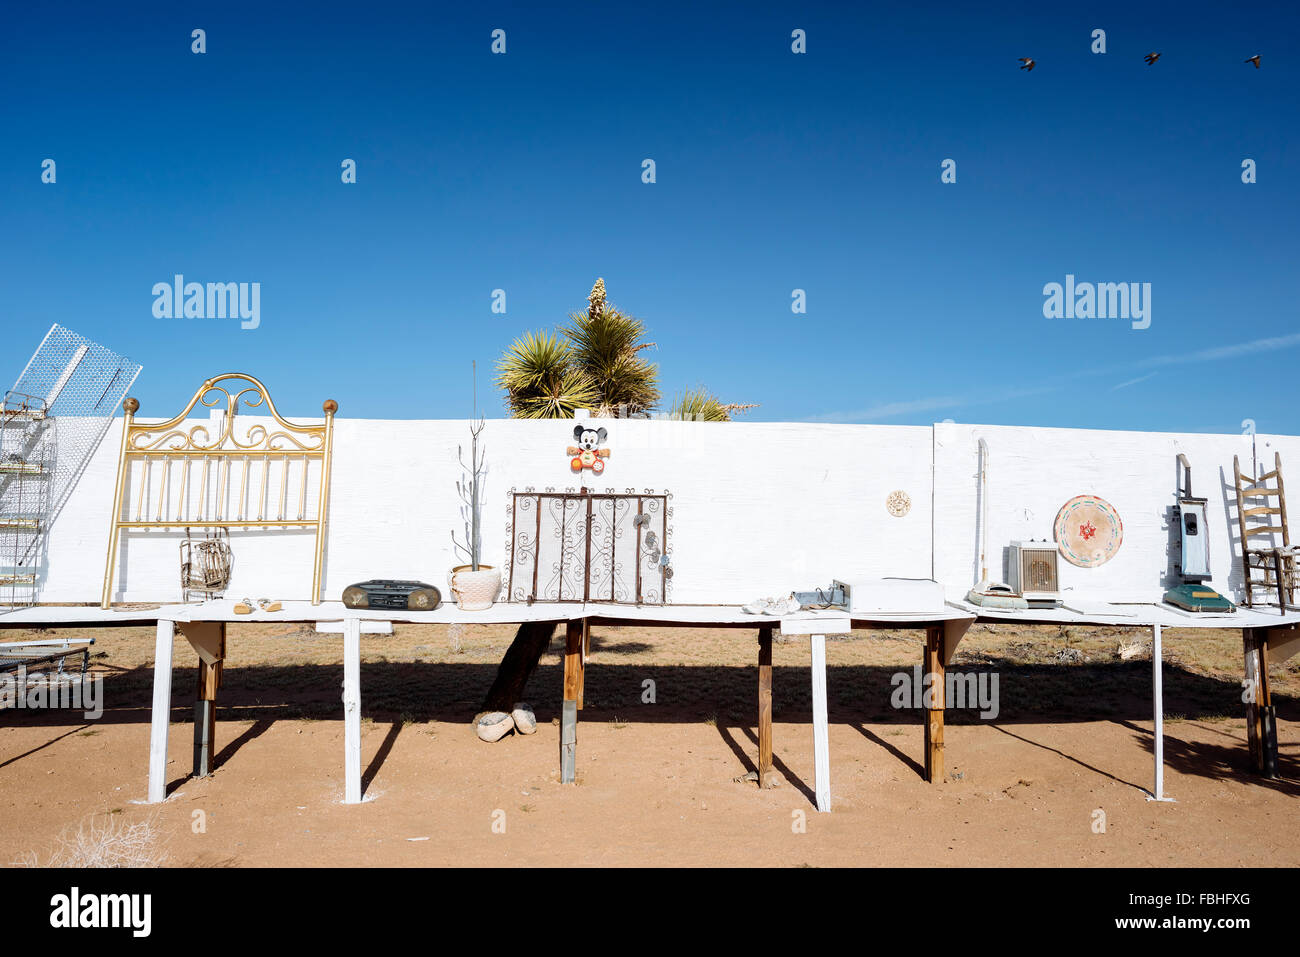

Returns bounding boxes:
[475,703,537,742]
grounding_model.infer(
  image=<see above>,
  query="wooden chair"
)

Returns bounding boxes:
[1233,452,1296,612]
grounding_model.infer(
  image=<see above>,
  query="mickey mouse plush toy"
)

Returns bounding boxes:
[567,424,610,474]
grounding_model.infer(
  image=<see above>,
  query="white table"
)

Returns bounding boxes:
[951,599,1300,799]
[128,599,973,811]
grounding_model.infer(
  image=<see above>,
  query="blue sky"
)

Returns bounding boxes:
[1,0,1296,432]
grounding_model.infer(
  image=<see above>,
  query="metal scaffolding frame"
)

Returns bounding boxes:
[1,325,141,606]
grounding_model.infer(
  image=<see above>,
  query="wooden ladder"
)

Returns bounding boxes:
[1234,452,1293,609]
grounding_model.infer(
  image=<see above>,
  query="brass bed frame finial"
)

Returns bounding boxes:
[100,374,337,608]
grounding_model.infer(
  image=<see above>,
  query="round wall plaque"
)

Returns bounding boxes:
[1054,494,1123,567]
[886,490,911,517]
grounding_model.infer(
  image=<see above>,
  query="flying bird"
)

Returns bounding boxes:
[1018,57,1035,71]
[1245,54,1261,68]
[1144,52,1161,65]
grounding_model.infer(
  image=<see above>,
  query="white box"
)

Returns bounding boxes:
[836,577,945,615]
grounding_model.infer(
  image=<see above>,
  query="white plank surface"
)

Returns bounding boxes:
[934,422,1300,603]
[24,412,1300,615]
[810,633,831,813]
[147,620,174,804]
[155,598,588,625]
[342,617,362,804]
[779,614,851,636]
[950,599,1300,630]
[41,416,936,605]
[0,605,165,628]
[316,620,392,635]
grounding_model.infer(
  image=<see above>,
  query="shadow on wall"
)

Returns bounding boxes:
[1158,503,1181,593]
[106,526,323,604]
[1218,465,1248,600]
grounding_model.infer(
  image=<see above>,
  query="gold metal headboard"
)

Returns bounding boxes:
[100,373,337,608]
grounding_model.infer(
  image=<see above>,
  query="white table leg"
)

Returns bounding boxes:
[147,619,175,803]
[343,617,362,804]
[1148,623,1175,802]
[810,633,831,812]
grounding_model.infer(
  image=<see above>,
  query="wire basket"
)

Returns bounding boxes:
[180,527,233,602]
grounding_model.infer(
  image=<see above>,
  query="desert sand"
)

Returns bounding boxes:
[2,620,1296,867]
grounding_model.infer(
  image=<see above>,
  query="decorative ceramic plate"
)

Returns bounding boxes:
[1054,495,1123,567]
[886,490,911,517]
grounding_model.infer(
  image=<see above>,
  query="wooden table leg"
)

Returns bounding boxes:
[1244,627,1278,777]
[147,620,176,804]
[342,617,362,803]
[561,619,583,784]
[924,623,945,783]
[180,622,225,778]
[577,619,588,710]
[1275,550,1288,616]
[810,633,831,811]
[757,624,773,789]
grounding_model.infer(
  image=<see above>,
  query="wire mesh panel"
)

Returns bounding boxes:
[0,393,54,605]
[505,488,672,604]
[1,325,141,606]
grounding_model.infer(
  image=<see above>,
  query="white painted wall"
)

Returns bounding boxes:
[933,423,1299,602]
[27,410,1298,607]
[39,414,934,605]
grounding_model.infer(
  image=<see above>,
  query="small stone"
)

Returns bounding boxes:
[734,770,782,789]
[511,702,538,735]
[475,711,515,743]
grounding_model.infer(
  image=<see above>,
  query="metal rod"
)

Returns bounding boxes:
[977,437,989,585]
[99,400,135,608]
[558,495,568,600]
[278,454,288,520]
[133,459,146,522]
[197,457,210,521]
[311,402,336,605]
[583,492,592,602]
[531,493,541,600]
[507,493,517,599]
[298,454,308,521]
[176,456,190,522]
[155,456,169,522]
[257,454,268,521]
[237,455,249,521]
[217,454,229,522]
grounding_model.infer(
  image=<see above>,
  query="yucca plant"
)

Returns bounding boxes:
[495,330,601,419]
[560,305,660,417]
[496,279,751,420]
[669,387,758,422]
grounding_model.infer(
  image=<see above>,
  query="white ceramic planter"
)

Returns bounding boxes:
[449,565,502,611]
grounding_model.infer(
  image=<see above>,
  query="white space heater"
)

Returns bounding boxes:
[1008,541,1062,607]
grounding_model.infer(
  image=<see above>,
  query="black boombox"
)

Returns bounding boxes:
[341,580,441,610]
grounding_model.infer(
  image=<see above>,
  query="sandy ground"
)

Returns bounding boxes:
[1,620,1297,867]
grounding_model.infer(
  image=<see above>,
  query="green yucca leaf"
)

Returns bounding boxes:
[669,387,758,422]
[495,331,600,418]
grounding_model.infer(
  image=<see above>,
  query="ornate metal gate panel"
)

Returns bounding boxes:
[505,489,671,604]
